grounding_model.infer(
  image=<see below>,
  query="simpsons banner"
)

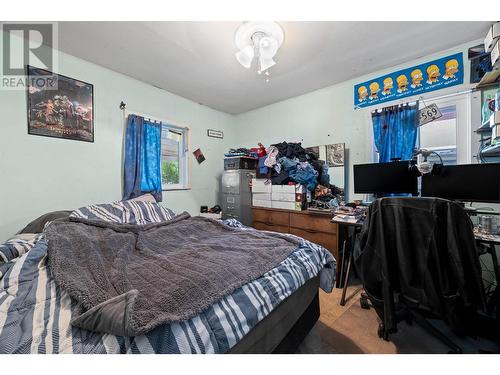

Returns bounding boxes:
[354,53,463,109]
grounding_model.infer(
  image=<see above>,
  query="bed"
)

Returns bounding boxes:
[0,200,335,354]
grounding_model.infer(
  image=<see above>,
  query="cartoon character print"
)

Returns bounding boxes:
[358,86,368,102]
[410,69,423,88]
[442,59,459,80]
[396,74,408,93]
[382,77,393,96]
[369,82,380,100]
[426,64,440,84]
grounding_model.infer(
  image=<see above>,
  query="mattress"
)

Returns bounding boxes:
[229,276,319,353]
[0,203,336,354]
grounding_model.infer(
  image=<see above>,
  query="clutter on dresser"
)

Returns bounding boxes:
[251,178,306,211]
[311,183,343,210]
[332,204,368,224]
[258,141,345,202]
[307,207,334,215]
[227,140,345,215]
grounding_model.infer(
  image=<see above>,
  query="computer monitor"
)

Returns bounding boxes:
[353,161,418,195]
[421,163,500,203]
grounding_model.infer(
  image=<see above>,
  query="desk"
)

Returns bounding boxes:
[335,225,500,308]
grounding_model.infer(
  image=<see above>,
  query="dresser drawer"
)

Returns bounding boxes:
[253,221,290,234]
[253,208,290,227]
[290,228,338,252]
[290,213,336,234]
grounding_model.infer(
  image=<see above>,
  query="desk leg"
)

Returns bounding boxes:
[340,249,352,306]
[340,228,362,306]
[337,238,347,289]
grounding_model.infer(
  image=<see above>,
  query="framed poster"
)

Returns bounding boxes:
[27,65,94,142]
[354,53,463,109]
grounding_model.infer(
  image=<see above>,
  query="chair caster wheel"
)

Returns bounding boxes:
[360,297,370,310]
[378,323,389,341]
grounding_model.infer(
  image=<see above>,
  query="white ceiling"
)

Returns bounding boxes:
[58,21,490,114]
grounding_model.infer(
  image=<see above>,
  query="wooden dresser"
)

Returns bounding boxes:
[252,207,339,275]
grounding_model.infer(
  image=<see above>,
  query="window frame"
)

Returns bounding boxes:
[416,95,471,165]
[368,94,472,165]
[160,121,191,191]
[416,103,458,166]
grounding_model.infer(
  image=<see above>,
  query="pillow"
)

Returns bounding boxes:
[0,233,42,280]
[126,193,157,203]
[71,200,175,225]
[18,210,72,234]
[0,233,41,264]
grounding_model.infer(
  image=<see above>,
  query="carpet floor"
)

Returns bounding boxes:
[296,285,500,354]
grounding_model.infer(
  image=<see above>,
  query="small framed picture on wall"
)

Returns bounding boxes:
[325,143,345,167]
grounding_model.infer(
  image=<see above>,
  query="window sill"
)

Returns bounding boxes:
[162,185,192,191]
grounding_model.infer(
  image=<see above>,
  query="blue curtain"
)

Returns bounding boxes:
[123,115,162,202]
[372,103,418,163]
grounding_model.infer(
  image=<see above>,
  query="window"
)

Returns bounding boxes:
[417,95,471,166]
[418,104,458,165]
[370,95,472,166]
[161,124,190,190]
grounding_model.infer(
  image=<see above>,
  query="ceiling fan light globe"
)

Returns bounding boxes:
[259,36,278,58]
[235,45,254,69]
[259,56,276,72]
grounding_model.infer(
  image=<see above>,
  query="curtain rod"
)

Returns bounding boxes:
[421,88,474,101]
[119,101,189,131]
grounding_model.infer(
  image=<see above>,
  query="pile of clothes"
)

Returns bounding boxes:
[260,141,344,207]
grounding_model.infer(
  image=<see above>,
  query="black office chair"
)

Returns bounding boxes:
[354,197,486,353]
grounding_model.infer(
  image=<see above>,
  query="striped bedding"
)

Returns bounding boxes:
[0,201,336,354]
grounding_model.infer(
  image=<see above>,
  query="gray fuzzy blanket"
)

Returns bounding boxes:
[46,213,301,336]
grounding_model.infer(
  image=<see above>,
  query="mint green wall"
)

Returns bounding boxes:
[0,34,235,241]
[234,40,479,201]
[0,36,482,242]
